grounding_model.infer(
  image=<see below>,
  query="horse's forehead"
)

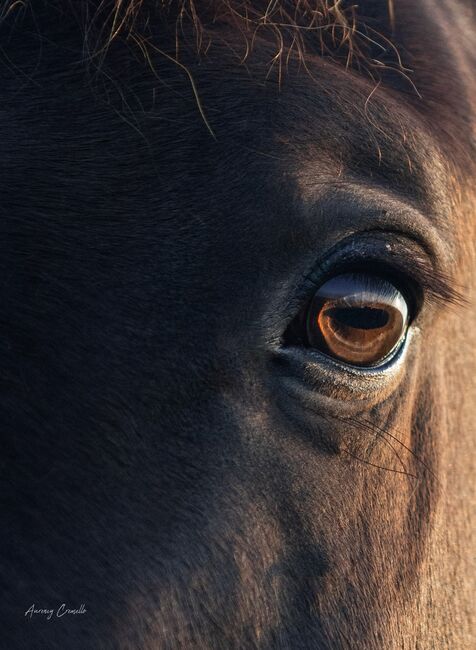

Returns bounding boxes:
[159,46,468,264]
[1,1,474,244]
[193,1,476,247]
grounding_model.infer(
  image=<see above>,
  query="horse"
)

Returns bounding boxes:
[1,1,474,648]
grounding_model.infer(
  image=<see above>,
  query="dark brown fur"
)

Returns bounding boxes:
[1,2,475,648]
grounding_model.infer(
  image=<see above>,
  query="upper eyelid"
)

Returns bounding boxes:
[283,231,461,332]
[299,233,426,295]
[285,172,462,290]
[298,181,455,274]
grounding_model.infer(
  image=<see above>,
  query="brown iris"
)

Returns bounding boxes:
[307,273,409,367]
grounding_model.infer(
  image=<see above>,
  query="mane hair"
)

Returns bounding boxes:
[1,1,404,81]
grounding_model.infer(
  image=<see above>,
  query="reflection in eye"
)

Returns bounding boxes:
[307,273,409,367]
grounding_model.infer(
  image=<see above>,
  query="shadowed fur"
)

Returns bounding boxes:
[0,1,475,649]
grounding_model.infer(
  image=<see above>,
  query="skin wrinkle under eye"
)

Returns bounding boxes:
[0,2,473,648]
[266,197,451,417]
[265,169,462,483]
[272,260,454,426]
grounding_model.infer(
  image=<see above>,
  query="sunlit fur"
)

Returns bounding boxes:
[1,2,475,649]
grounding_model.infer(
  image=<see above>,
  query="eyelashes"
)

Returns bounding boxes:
[310,233,465,311]
[402,261,465,309]
[281,231,466,368]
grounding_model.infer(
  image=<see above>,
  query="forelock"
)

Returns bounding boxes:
[2,1,402,79]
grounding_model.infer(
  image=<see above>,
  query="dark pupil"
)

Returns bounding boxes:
[325,306,389,330]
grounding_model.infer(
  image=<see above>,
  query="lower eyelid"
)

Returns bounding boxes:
[305,327,408,372]
[271,326,415,406]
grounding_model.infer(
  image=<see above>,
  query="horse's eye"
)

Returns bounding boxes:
[306,273,409,367]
